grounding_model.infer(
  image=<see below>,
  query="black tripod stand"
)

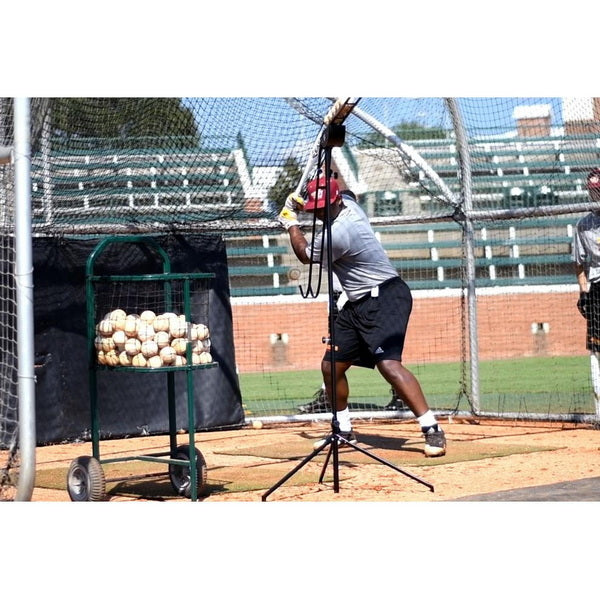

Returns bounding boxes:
[262,124,434,501]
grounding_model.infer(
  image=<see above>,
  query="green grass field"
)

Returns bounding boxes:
[239,355,594,417]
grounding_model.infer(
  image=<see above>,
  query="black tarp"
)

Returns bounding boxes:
[32,233,244,445]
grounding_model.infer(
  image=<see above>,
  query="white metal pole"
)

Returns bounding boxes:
[14,97,36,501]
[446,98,480,413]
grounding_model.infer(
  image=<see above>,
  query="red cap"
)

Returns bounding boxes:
[304,176,341,211]
[587,168,600,190]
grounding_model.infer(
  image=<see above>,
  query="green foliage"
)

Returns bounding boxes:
[267,156,303,211]
[356,121,449,148]
[49,98,200,147]
[394,121,448,141]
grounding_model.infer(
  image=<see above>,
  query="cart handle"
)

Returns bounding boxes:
[86,235,171,278]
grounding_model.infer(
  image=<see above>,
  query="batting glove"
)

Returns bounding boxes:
[285,193,305,211]
[577,291,589,318]
[278,206,299,230]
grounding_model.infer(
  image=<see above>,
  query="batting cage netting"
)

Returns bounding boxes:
[2,96,600,498]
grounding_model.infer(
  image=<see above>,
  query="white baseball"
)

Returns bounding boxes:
[119,351,132,367]
[194,323,209,340]
[110,309,127,331]
[171,337,188,355]
[112,329,127,348]
[169,317,187,338]
[94,335,104,351]
[124,314,140,336]
[97,318,113,336]
[147,354,163,368]
[155,330,171,348]
[173,355,187,367]
[101,336,116,353]
[141,339,159,358]
[153,313,171,332]
[136,322,155,342]
[104,350,119,367]
[124,337,141,356]
[140,310,156,324]
[159,345,176,364]
[195,351,212,364]
[131,353,147,367]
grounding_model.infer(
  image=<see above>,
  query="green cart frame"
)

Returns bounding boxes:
[66,235,218,502]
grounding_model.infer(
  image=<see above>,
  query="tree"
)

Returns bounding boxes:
[356,121,448,148]
[268,156,304,211]
[49,98,200,147]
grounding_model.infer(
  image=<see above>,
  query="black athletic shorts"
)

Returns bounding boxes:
[586,282,600,352]
[323,276,412,368]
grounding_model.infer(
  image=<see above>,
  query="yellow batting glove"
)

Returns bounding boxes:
[285,193,305,211]
[278,206,299,230]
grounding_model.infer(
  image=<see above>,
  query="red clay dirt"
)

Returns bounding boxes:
[26,417,600,502]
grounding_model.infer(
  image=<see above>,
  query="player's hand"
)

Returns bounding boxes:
[285,193,304,212]
[577,291,589,318]
[278,206,299,230]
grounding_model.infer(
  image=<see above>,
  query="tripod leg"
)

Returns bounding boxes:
[318,441,334,483]
[261,438,334,501]
[341,439,435,492]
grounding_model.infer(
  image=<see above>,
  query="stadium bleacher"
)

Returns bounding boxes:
[30,131,598,296]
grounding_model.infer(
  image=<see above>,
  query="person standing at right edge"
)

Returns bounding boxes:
[572,167,600,421]
[278,177,447,457]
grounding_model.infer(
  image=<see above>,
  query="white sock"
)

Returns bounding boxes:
[591,353,600,411]
[336,407,352,432]
[417,410,438,431]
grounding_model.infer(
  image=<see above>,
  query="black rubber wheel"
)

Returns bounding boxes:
[168,444,208,498]
[67,456,106,501]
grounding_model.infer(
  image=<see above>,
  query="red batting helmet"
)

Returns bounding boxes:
[304,176,341,211]
[587,168,600,190]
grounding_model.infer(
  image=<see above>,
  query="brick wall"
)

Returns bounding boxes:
[231,289,586,373]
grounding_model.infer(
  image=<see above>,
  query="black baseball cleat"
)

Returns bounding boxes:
[423,426,447,457]
[384,397,408,410]
[384,389,408,410]
[297,388,331,414]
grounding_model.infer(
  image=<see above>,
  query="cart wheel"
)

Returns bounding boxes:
[169,444,208,498]
[67,456,106,502]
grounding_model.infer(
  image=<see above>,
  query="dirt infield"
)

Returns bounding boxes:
[27,416,600,502]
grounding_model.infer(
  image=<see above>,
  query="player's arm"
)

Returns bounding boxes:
[575,263,590,318]
[278,193,311,264]
[575,263,589,293]
[287,226,310,264]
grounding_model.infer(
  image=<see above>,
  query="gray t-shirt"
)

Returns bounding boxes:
[305,198,398,301]
[573,212,600,284]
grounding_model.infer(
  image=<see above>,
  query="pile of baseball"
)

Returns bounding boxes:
[94,309,212,368]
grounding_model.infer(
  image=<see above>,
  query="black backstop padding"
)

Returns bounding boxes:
[32,233,245,445]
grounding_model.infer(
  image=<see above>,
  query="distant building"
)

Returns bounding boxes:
[513,104,553,137]
[562,97,600,135]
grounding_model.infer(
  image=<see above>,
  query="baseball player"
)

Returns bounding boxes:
[572,167,600,419]
[278,176,447,457]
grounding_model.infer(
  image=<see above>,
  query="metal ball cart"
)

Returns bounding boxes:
[66,235,218,501]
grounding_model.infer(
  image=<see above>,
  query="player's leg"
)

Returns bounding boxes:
[590,352,600,417]
[359,278,446,456]
[377,359,429,416]
[321,358,355,437]
[377,360,446,457]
